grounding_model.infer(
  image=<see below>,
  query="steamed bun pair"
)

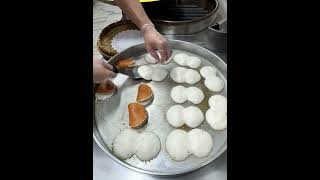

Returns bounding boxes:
[113,129,161,161]
[166,105,204,128]
[206,95,227,130]
[170,85,204,104]
[170,67,201,85]
[137,52,173,81]
[166,129,213,161]
[200,66,225,92]
[137,65,168,81]
[173,53,202,69]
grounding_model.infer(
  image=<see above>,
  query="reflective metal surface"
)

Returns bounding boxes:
[93,40,227,176]
[93,141,227,179]
[162,0,227,55]
[149,0,219,35]
[214,0,227,26]
[165,32,227,60]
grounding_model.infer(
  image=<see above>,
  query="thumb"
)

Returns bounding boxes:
[101,59,114,71]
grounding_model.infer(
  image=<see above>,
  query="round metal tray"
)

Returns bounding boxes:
[93,40,227,176]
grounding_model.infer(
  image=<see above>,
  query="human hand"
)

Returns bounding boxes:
[93,56,116,83]
[142,24,172,63]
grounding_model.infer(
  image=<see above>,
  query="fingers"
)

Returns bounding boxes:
[143,28,172,62]
[101,60,117,78]
[93,58,116,83]
[157,39,171,63]
[100,78,114,86]
[93,69,116,83]
[146,45,160,61]
[158,49,167,63]
[165,43,173,59]
[101,59,114,71]
[105,68,116,79]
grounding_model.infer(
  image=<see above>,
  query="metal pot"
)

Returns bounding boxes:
[144,0,219,35]
[204,19,227,53]
[203,0,227,53]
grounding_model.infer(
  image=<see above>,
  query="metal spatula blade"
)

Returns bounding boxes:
[111,65,142,80]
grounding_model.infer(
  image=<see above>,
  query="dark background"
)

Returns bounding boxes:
[0,0,318,179]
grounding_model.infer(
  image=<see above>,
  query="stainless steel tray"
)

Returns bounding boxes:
[93,40,227,176]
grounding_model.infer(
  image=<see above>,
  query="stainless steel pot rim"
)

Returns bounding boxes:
[93,40,227,176]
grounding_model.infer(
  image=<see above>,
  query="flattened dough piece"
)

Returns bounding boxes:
[187,129,213,158]
[182,106,204,128]
[206,108,227,130]
[144,53,159,64]
[208,94,227,112]
[200,66,218,79]
[137,65,153,80]
[170,85,187,103]
[113,129,139,160]
[166,105,185,128]
[170,67,187,83]
[204,76,224,92]
[166,129,190,161]
[187,56,202,69]
[135,131,161,161]
[138,65,168,81]
[151,66,168,81]
[184,69,201,85]
[187,87,204,104]
[173,53,188,66]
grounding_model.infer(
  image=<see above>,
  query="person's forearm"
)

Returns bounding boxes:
[114,0,172,62]
[114,0,152,29]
